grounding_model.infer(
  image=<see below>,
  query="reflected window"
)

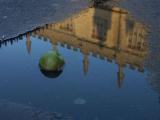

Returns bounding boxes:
[59,21,73,32]
[92,16,108,41]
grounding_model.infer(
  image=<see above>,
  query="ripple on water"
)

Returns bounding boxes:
[73,98,86,105]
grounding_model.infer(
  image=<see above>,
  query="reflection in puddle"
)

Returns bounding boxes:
[74,98,86,105]
[26,33,32,54]
[40,69,63,78]
[30,6,148,87]
[1,5,159,120]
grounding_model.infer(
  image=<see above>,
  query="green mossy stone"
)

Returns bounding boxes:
[39,50,65,71]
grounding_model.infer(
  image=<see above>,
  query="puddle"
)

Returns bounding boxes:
[0,3,160,120]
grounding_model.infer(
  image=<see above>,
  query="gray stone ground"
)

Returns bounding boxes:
[0,0,87,39]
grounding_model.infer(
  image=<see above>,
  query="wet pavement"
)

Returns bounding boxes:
[0,99,74,120]
[0,0,87,39]
[0,0,160,120]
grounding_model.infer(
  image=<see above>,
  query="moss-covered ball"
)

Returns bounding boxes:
[39,50,65,72]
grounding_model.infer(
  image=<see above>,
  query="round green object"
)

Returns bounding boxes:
[39,50,65,71]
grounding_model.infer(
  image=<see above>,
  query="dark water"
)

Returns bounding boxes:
[0,5,160,120]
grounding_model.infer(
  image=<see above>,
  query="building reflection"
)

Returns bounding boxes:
[31,6,148,87]
[0,38,18,48]
[0,33,32,55]
[0,6,148,87]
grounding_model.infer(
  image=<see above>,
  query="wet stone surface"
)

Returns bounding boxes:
[0,100,73,120]
[0,0,87,39]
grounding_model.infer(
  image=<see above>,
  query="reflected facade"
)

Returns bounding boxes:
[31,6,148,87]
[31,7,148,87]
[0,6,148,87]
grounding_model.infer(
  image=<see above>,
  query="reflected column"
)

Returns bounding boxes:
[83,54,89,75]
[117,64,125,88]
[26,33,32,54]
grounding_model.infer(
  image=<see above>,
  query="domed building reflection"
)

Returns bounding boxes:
[31,5,148,85]
[0,5,149,85]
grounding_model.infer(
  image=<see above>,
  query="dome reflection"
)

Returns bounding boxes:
[39,66,63,78]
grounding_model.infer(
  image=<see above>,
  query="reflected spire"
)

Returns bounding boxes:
[117,64,124,88]
[83,54,89,75]
[26,33,32,54]
[51,41,59,53]
[32,5,148,85]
